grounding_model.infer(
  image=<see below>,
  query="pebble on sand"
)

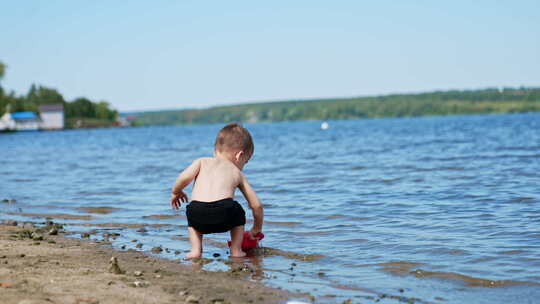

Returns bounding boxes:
[185,295,201,303]
[31,232,44,241]
[132,281,150,288]
[151,246,163,254]
[108,257,125,274]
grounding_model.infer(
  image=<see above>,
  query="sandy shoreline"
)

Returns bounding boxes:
[0,221,300,304]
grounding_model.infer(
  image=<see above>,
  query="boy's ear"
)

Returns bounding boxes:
[234,150,244,161]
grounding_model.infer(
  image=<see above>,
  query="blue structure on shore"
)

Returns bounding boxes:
[10,112,37,120]
[0,111,40,131]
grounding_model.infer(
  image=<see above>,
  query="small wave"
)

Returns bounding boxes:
[378,261,425,274]
[416,155,476,162]
[350,165,366,171]
[335,238,370,244]
[414,139,471,146]
[381,177,403,185]
[497,250,527,255]
[285,176,328,185]
[378,260,539,287]
[508,197,536,203]
[409,269,539,287]
[264,188,294,194]
[265,220,302,226]
[76,191,122,196]
[172,235,190,241]
[325,214,346,220]
[469,256,499,263]
[77,206,121,214]
[350,216,370,221]
[365,177,403,185]
[71,222,175,228]
[137,164,171,172]
[408,166,467,172]
[496,153,540,160]
[496,145,540,152]
[159,147,191,153]
[293,230,347,236]
[252,247,324,261]
[11,178,38,182]
[80,165,106,170]
[3,211,94,220]
[474,197,496,203]
[417,247,471,256]
[143,214,185,219]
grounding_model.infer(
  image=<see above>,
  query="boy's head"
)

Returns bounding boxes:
[214,122,254,161]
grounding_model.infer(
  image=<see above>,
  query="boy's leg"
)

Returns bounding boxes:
[229,225,246,257]
[186,227,203,259]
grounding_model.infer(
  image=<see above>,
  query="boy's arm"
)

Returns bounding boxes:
[238,174,264,235]
[170,158,202,209]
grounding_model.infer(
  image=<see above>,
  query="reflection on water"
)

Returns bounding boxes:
[2,113,540,303]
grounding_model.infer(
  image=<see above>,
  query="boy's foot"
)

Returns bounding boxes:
[186,251,202,259]
[230,250,247,258]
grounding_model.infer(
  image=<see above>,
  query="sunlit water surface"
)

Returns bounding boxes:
[2,113,539,303]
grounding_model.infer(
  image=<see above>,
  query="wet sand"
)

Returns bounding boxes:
[0,222,296,304]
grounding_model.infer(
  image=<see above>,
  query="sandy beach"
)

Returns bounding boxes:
[0,221,297,304]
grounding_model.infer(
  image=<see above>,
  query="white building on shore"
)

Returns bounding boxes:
[39,104,64,130]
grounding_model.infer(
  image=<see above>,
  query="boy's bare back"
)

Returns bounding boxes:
[191,157,243,202]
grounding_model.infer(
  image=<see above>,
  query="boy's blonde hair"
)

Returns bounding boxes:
[214,123,254,157]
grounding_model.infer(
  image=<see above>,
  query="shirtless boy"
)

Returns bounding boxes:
[170,123,264,258]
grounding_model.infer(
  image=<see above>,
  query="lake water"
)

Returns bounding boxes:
[1,113,539,303]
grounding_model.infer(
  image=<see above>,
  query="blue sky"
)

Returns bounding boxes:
[1,1,539,112]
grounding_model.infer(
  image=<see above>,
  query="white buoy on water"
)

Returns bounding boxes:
[320,121,329,130]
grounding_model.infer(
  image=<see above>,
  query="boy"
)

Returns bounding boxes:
[170,123,264,258]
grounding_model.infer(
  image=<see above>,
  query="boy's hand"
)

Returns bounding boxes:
[170,191,188,210]
[248,228,263,240]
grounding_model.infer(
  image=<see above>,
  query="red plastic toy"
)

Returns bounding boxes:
[228,231,264,250]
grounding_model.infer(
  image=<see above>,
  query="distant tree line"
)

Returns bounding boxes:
[133,87,540,126]
[0,61,118,128]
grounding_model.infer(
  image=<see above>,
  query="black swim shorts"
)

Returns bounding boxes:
[186,198,246,234]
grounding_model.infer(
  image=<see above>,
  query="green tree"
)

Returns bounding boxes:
[95,101,117,120]
[35,86,64,105]
[66,97,95,118]
[20,84,65,112]
[0,61,6,101]
[0,61,5,81]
